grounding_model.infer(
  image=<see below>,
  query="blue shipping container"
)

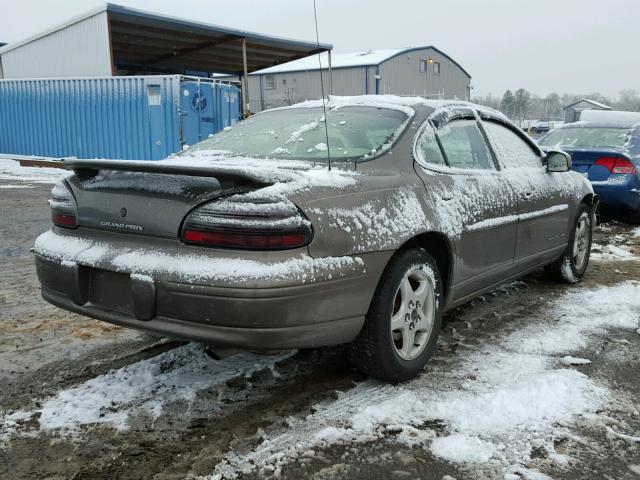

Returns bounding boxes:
[0,75,241,160]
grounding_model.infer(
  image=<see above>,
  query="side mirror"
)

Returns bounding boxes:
[546,150,572,173]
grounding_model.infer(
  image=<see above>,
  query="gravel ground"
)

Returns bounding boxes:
[0,176,638,480]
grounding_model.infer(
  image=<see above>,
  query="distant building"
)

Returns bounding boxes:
[562,99,611,123]
[234,46,472,112]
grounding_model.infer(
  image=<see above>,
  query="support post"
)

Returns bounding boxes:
[241,38,250,116]
[327,49,333,96]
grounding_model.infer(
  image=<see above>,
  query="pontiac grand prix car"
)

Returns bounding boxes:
[34,96,597,382]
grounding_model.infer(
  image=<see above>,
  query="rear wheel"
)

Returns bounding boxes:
[351,248,443,383]
[545,204,593,283]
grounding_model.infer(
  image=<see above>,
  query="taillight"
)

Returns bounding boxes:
[595,157,636,175]
[49,181,78,229]
[181,196,313,250]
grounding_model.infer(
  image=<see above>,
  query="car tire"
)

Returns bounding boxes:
[621,212,640,225]
[545,203,593,283]
[351,248,443,383]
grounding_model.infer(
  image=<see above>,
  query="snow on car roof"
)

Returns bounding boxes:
[555,120,640,130]
[282,95,508,122]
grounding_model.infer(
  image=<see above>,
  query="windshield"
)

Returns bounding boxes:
[539,127,631,149]
[182,106,410,161]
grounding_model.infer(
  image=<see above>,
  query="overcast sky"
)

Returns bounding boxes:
[0,0,636,99]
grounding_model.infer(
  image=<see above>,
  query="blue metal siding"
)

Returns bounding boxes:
[0,75,240,160]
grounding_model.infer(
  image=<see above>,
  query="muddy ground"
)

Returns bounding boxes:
[0,181,639,480]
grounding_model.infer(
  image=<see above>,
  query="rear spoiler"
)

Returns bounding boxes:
[64,159,271,186]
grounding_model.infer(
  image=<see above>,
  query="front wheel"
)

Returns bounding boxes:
[351,248,443,383]
[545,204,593,283]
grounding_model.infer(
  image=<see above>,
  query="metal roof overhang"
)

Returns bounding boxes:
[105,4,332,75]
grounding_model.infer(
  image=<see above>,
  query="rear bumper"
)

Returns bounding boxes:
[40,288,365,350]
[34,231,392,349]
[591,175,640,212]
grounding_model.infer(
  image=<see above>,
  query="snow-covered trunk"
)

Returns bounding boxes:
[64,170,258,239]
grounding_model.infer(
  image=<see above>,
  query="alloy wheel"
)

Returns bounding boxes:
[573,213,589,271]
[390,267,436,361]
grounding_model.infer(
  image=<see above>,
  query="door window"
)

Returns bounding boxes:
[483,121,542,169]
[415,123,446,166]
[437,120,494,170]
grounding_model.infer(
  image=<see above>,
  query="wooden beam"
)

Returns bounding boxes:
[139,34,239,67]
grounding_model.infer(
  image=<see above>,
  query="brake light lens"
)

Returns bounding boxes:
[595,157,636,175]
[49,181,78,229]
[181,196,313,250]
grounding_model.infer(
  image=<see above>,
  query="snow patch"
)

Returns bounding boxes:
[590,242,638,262]
[210,282,640,477]
[0,159,67,184]
[430,434,495,463]
[1,344,293,433]
[560,356,591,366]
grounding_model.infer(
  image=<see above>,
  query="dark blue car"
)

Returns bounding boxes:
[539,121,640,223]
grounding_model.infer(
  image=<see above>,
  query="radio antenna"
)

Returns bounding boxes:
[313,0,331,171]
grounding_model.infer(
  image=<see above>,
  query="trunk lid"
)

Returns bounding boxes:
[64,159,271,239]
[563,148,633,181]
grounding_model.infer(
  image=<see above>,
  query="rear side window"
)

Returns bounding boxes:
[437,120,493,170]
[415,124,446,166]
[483,121,542,169]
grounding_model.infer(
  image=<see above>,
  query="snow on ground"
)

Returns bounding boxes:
[211,281,640,479]
[0,344,293,436]
[590,242,638,262]
[0,159,66,184]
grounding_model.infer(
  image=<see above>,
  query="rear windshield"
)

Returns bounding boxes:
[539,127,631,149]
[182,106,409,161]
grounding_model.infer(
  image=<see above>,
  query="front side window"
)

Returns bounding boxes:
[433,62,441,75]
[437,119,494,169]
[419,60,427,73]
[182,106,409,162]
[539,127,631,149]
[483,121,542,169]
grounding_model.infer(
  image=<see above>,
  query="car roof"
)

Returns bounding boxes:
[555,121,640,130]
[279,95,508,122]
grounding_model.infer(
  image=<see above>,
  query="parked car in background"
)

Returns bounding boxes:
[539,121,640,223]
[532,122,551,134]
[34,96,596,383]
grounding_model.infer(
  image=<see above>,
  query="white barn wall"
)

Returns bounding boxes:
[0,12,111,79]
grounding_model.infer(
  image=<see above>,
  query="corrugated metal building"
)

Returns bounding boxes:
[0,4,331,79]
[0,3,331,116]
[0,4,332,159]
[236,46,472,112]
[0,76,240,160]
[562,99,612,123]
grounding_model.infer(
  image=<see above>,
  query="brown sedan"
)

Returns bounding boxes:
[34,96,596,382]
